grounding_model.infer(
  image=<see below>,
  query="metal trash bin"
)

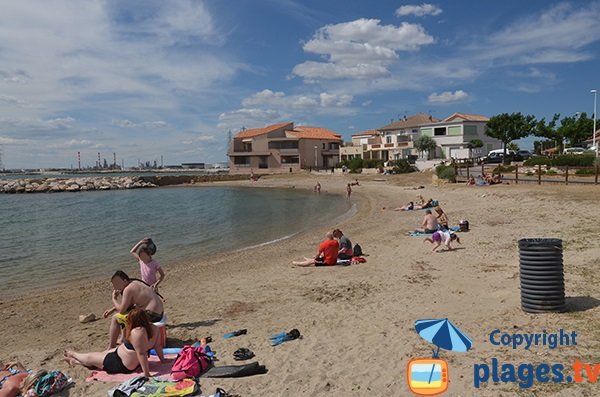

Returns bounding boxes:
[519,238,566,313]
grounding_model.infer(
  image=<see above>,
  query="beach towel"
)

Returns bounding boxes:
[408,226,460,237]
[109,376,198,397]
[86,355,176,383]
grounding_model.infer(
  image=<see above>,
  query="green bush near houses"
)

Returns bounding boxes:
[493,165,516,173]
[546,170,558,176]
[524,154,595,167]
[390,159,414,174]
[436,164,456,182]
[575,168,596,175]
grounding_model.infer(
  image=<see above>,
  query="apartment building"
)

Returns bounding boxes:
[228,122,341,173]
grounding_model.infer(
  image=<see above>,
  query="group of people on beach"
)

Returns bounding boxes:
[292,229,355,267]
[63,238,168,378]
[1,238,168,396]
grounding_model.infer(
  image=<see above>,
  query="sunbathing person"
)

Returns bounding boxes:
[434,206,449,230]
[395,201,414,211]
[103,270,164,349]
[332,229,353,259]
[65,309,167,377]
[0,362,30,397]
[292,231,339,266]
[409,210,439,234]
[424,231,461,253]
[413,198,434,210]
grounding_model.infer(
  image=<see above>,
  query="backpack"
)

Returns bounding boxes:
[352,243,363,257]
[171,345,211,380]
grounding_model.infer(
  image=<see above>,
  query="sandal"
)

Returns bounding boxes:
[233,347,255,361]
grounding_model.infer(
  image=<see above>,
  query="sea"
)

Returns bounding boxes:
[0,185,352,298]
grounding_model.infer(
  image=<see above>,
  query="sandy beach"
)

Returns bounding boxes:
[2,171,600,396]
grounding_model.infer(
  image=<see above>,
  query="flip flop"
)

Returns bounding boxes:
[223,329,247,339]
[233,348,255,361]
[270,329,301,346]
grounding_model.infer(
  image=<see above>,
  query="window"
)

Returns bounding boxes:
[434,127,446,136]
[386,135,392,144]
[233,157,250,165]
[268,141,298,149]
[323,143,326,149]
[281,156,299,164]
[243,143,252,152]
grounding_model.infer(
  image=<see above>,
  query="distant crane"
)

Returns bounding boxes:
[0,144,4,171]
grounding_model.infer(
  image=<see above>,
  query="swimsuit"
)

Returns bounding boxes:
[102,350,137,374]
[0,367,32,386]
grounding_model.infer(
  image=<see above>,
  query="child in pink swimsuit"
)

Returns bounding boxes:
[130,238,165,291]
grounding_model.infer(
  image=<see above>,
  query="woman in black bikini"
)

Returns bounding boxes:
[64,309,167,377]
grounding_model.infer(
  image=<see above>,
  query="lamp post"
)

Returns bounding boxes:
[592,89,597,157]
[314,145,318,169]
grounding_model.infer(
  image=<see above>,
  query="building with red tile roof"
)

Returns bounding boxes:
[228,122,341,174]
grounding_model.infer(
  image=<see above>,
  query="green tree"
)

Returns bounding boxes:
[534,114,562,152]
[486,112,536,163]
[558,112,594,146]
[507,142,520,152]
[467,139,484,159]
[414,135,437,160]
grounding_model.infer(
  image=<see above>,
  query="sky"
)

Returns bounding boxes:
[1,0,600,169]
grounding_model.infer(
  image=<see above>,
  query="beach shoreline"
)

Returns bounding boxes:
[2,172,600,396]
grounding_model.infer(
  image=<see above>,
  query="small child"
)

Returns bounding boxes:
[130,238,165,291]
[424,231,461,253]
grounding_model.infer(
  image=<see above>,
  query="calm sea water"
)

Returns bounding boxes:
[0,186,350,297]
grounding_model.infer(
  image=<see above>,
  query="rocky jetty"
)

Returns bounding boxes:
[0,176,157,194]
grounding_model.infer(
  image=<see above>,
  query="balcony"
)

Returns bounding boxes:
[228,150,270,156]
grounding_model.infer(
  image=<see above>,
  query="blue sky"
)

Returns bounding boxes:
[1,0,600,168]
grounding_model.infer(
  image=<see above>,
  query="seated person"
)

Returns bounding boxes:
[64,309,167,377]
[466,176,475,185]
[424,231,461,252]
[103,271,164,349]
[332,229,353,259]
[395,201,414,211]
[434,207,449,231]
[409,210,439,234]
[1,362,30,397]
[292,231,339,266]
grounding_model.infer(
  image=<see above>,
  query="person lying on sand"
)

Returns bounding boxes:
[395,201,414,211]
[424,231,461,253]
[413,198,434,210]
[292,231,339,267]
[1,362,29,397]
[64,309,168,377]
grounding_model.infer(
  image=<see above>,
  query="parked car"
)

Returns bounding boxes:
[563,147,586,155]
[517,150,532,160]
[482,149,520,164]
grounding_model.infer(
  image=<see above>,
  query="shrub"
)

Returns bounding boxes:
[348,157,363,173]
[546,170,557,176]
[435,164,456,182]
[391,159,413,174]
[526,171,533,176]
[575,168,595,175]
[363,159,384,169]
[524,154,595,167]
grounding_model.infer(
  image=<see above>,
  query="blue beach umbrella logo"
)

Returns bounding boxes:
[407,318,473,396]
[415,318,473,357]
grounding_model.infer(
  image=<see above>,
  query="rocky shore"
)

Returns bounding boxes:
[0,176,156,193]
[0,173,250,193]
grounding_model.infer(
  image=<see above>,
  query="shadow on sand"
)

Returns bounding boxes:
[565,296,600,312]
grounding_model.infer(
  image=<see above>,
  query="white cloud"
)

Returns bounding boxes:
[469,2,600,65]
[112,120,168,129]
[319,92,352,107]
[293,18,434,81]
[217,108,281,129]
[428,90,469,103]
[396,4,443,17]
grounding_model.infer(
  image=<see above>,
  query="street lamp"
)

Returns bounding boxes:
[592,89,597,157]
[314,145,318,169]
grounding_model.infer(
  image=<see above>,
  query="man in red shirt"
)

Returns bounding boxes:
[293,231,339,266]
